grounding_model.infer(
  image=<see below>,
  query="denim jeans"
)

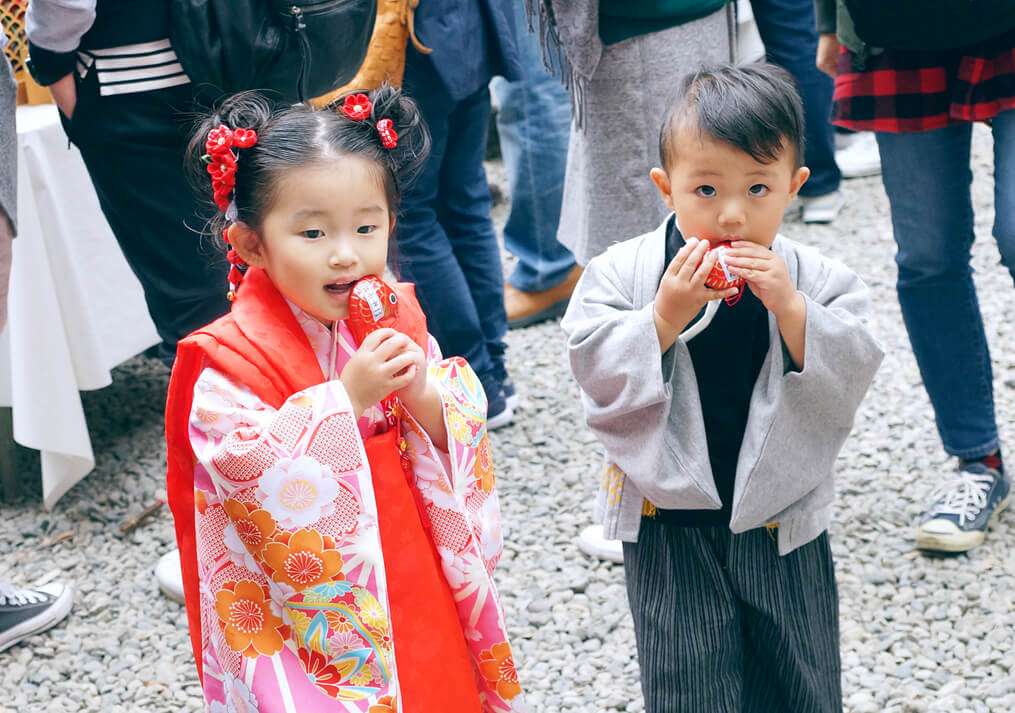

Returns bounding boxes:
[876,110,1015,459]
[750,0,841,197]
[398,55,508,399]
[489,0,575,292]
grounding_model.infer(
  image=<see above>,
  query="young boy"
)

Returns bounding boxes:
[561,63,884,712]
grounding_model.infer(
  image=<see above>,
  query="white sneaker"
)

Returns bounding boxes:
[156,549,186,604]
[835,131,881,178]
[800,190,845,224]
[576,524,624,564]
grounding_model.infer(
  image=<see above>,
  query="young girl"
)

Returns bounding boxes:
[164,87,525,713]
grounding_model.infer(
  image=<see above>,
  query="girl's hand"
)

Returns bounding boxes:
[395,339,428,405]
[341,329,418,417]
[654,237,739,350]
[724,241,801,318]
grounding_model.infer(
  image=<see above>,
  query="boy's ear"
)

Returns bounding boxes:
[788,166,811,199]
[649,167,675,211]
[227,222,265,268]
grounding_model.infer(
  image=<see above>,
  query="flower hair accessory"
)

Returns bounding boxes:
[339,93,398,150]
[203,124,258,300]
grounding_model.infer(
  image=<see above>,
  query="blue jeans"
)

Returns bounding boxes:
[398,56,508,398]
[750,0,841,197]
[489,0,575,292]
[876,110,1015,459]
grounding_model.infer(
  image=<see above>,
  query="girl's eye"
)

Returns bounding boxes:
[302,229,324,239]
[749,184,769,196]
[695,185,716,198]
[357,225,376,235]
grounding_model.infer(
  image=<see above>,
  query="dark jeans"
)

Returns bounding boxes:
[751,0,841,197]
[398,56,508,399]
[876,111,1015,459]
[61,72,230,366]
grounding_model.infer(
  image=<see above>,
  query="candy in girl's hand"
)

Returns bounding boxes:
[703,241,745,292]
[347,275,400,347]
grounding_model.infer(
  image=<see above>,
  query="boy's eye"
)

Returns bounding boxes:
[695,185,716,198]
[302,229,324,239]
[749,184,769,196]
[357,225,376,235]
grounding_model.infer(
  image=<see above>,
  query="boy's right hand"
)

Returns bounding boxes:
[654,238,739,350]
[341,328,418,417]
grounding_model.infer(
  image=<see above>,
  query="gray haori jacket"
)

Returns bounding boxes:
[561,217,884,554]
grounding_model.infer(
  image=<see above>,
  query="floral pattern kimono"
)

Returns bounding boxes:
[165,267,525,713]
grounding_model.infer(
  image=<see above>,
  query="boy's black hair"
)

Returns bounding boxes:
[659,62,806,170]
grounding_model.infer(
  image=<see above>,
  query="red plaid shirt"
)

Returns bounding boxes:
[833,28,1015,133]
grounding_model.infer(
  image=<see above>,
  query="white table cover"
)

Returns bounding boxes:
[0,105,160,508]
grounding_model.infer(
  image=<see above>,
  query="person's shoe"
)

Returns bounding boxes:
[0,580,74,652]
[156,549,186,604]
[486,390,514,431]
[506,266,583,329]
[502,378,520,411]
[576,524,624,564]
[835,131,881,179]
[916,462,1010,553]
[800,190,845,224]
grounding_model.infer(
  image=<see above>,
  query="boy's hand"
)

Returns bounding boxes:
[724,241,802,319]
[654,237,738,349]
[340,329,418,417]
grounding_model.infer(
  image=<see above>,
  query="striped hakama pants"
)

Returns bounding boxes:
[623,519,842,713]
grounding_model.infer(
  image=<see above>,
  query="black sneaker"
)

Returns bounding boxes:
[916,462,1010,553]
[0,580,74,652]
[502,378,519,411]
[486,389,514,431]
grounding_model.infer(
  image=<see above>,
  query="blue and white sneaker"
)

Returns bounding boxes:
[916,462,1010,553]
[486,389,514,431]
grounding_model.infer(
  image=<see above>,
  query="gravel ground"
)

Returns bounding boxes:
[3,125,1015,712]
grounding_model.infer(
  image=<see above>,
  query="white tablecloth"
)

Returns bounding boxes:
[0,105,160,508]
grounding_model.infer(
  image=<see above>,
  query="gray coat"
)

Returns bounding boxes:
[561,218,885,554]
[1,36,16,234]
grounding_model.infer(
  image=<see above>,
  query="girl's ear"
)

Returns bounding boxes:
[649,167,675,211]
[227,222,266,267]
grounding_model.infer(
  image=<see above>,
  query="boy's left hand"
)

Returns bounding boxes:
[724,241,800,318]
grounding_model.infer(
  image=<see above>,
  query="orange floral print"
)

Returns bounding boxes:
[474,436,495,493]
[262,528,345,589]
[478,642,522,701]
[214,580,285,657]
[223,499,277,555]
[368,694,398,713]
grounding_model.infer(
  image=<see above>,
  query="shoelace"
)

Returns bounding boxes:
[927,472,996,525]
[0,581,48,607]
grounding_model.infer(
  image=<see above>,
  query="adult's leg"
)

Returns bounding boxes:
[398,61,501,400]
[491,0,574,293]
[67,79,229,366]
[437,86,509,388]
[735,530,842,713]
[991,109,1015,284]
[877,125,998,458]
[623,521,743,713]
[750,0,841,198]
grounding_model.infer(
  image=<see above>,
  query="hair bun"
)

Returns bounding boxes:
[366,84,431,187]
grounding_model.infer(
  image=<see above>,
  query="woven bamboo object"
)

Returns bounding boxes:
[311,0,431,109]
[2,0,51,105]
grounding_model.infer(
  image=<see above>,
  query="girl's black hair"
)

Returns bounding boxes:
[659,62,807,170]
[187,84,431,244]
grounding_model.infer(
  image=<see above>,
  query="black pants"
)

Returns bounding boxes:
[623,519,842,713]
[61,71,229,366]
